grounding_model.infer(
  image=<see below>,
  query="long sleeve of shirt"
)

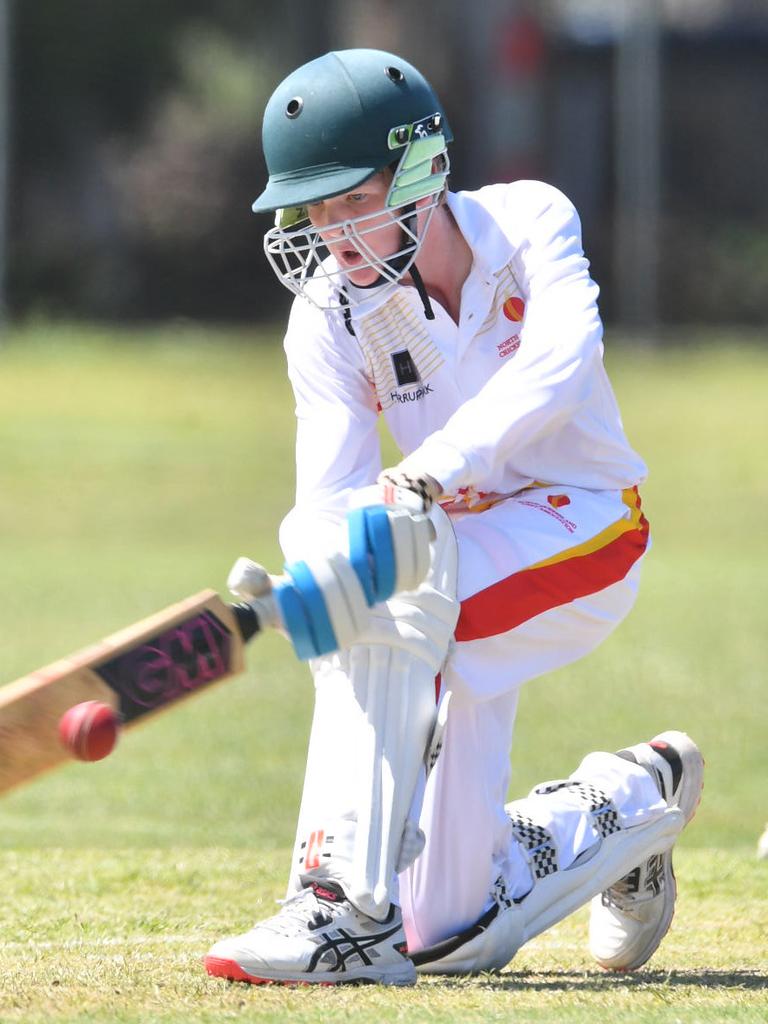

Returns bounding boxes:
[399,183,639,494]
[279,179,645,546]
[279,299,381,555]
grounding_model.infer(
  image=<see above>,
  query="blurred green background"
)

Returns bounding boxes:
[0,0,766,862]
[0,327,765,853]
[2,1,768,328]
[0,6,766,1019]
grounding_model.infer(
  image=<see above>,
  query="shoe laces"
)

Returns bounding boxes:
[603,854,666,911]
[266,884,344,937]
[602,868,643,911]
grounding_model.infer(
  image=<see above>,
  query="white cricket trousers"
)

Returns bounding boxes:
[398,484,650,952]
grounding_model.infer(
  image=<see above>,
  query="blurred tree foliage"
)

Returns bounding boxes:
[16,2,208,157]
[9,1,328,321]
[6,3,768,325]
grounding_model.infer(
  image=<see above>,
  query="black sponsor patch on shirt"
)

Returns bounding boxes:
[391,349,421,387]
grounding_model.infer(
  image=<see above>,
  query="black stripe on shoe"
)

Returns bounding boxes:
[649,739,683,794]
[409,905,499,967]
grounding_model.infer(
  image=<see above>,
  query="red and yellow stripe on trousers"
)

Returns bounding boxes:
[455,487,650,642]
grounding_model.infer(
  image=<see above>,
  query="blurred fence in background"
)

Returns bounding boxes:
[1,0,766,329]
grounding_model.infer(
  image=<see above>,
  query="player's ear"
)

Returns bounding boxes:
[413,158,448,211]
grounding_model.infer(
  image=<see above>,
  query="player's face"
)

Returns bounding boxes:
[307,172,401,287]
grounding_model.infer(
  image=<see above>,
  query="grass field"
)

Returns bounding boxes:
[0,324,766,1022]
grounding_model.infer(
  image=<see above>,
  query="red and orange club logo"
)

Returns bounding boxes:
[503,296,525,322]
[547,494,571,508]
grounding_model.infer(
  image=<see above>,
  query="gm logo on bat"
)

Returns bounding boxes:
[96,611,233,722]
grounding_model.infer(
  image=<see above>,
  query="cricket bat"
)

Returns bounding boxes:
[0,590,262,797]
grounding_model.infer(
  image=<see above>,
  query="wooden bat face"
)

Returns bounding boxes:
[97,601,238,723]
[0,590,246,796]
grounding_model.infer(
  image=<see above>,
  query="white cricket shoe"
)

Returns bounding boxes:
[204,879,416,986]
[757,824,768,860]
[589,730,704,971]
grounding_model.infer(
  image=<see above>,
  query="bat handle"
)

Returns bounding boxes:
[230,601,263,643]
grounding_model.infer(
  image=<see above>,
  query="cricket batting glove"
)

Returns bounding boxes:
[227,500,435,661]
[377,466,444,512]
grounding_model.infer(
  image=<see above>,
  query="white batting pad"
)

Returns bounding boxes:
[288,644,439,921]
[387,508,434,595]
[351,647,437,915]
[425,688,451,776]
[357,504,459,674]
[283,502,459,917]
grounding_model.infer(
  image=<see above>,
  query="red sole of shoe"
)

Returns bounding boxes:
[204,956,333,986]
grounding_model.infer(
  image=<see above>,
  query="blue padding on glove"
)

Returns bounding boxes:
[347,507,376,606]
[272,580,317,661]
[365,506,396,602]
[274,560,339,661]
[286,559,338,657]
[347,505,397,606]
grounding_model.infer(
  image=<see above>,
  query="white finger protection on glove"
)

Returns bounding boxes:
[227,557,272,599]
[226,557,281,630]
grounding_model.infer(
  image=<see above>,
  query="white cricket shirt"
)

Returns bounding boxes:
[281,180,647,520]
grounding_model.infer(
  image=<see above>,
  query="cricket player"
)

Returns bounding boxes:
[205,49,703,985]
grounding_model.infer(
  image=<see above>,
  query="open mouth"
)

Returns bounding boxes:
[334,246,364,268]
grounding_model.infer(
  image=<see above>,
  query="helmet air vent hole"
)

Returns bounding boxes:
[385,66,405,83]
[286,97,304,119]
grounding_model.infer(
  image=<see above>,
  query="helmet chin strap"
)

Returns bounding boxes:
[384,205,436,321]
[406,263,435,321]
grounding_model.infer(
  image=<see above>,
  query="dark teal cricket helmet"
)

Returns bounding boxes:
[254,49,453,314]
[252,48,453,215]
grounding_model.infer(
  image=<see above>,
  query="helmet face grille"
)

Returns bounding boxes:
[263,190,444,314]
[261,102,450,313]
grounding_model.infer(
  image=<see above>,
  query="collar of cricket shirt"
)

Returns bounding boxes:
[329,188,514,330]
[445,188,519,281]
[444,189,518,348]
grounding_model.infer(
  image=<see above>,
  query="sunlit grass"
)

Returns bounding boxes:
[0,325,766,1021]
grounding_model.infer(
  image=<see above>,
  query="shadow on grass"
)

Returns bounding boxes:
[429,969,768,992]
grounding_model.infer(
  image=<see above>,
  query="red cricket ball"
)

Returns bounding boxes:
[58,700,120,762]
